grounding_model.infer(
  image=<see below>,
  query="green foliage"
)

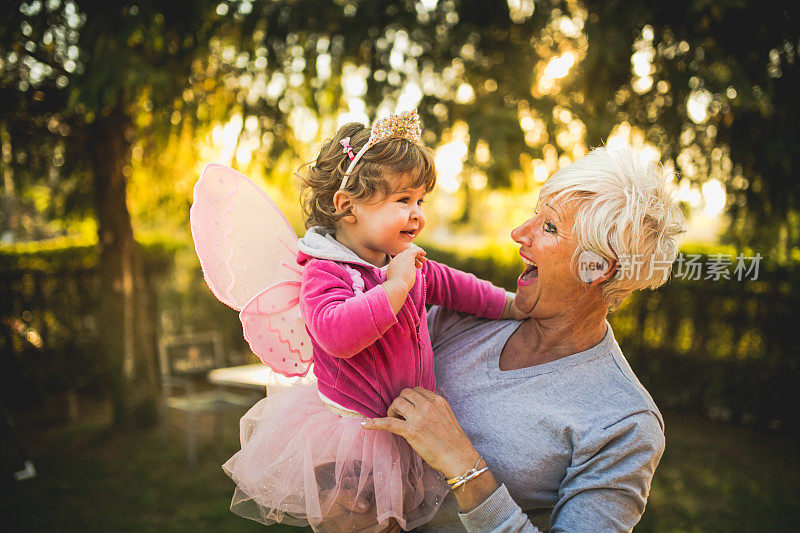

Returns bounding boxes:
[579,1,800,251]
[0,233,181,272]
[3,0,800,255]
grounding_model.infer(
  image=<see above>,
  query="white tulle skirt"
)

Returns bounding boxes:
[222,382,448,532]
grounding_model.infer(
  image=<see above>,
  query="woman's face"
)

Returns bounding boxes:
[510,197,588,318]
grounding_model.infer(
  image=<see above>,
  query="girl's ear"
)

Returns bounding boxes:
[333,191,356,223]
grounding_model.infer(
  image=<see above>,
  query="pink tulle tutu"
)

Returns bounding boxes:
[222,382,448,532]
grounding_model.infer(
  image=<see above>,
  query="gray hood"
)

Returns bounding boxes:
[297,226,383,270]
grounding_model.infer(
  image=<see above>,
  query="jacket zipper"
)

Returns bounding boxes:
[369,265,423,386]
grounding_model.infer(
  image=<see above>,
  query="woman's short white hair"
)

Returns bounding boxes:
[538,146,686,311]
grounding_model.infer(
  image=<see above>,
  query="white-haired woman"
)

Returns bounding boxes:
[361,146,686,532]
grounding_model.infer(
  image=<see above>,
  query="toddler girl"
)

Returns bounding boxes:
[222,110,519,532]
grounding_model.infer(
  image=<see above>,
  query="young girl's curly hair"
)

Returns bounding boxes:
[300,122,436,229]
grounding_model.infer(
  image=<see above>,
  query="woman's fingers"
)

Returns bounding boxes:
[411,386,436,400]
[399,387,431,407]
[363,389,479,478]
[386,396,414,420]
[361,416,406,435]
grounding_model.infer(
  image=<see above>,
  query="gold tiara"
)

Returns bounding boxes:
[340,109,422,189]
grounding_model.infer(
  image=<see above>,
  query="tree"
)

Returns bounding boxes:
[1,0,223,426]
[574,0,800,255]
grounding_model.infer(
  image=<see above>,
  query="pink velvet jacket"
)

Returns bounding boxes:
[297,254,506,418]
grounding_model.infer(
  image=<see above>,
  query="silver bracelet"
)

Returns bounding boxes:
[446,456,489,490]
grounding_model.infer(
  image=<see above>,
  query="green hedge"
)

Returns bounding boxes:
[3,236,798,435]
[0,236,180,405]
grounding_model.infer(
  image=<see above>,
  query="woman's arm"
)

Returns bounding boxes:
[547,411,665,532]
[362,389,664,532]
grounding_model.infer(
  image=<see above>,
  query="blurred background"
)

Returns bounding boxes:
[1,0,798,531]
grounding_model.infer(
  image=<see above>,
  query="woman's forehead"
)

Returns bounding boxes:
[538,196,577,220]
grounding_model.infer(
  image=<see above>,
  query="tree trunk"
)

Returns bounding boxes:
[87,105,159,428]
[1,122,17,239]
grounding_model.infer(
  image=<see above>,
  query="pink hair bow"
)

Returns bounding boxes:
[340,137,355,161]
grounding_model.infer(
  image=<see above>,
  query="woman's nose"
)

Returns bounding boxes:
[511,219,533,246]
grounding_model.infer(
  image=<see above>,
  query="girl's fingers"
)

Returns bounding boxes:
[331,486,373,513]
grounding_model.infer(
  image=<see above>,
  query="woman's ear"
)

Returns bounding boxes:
[333,191,356,223]
[589,258,618,286]
[578,250,617,286]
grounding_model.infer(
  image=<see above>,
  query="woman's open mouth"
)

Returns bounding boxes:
[518,255,538,285]
[400,230,417,239]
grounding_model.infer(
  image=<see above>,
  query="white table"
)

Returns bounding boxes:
[207,363,316,394]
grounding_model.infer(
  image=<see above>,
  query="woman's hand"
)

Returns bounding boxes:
[361,387,478,479]
[362,387,502,513]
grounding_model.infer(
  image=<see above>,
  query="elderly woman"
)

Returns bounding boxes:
[362,146,686,532]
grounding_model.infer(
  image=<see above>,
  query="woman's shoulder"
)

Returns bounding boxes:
[605,336,664,426]
[571,332,665,435]
[426,305,516,349]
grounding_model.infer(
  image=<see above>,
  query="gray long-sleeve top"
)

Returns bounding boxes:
[418,307,665,532]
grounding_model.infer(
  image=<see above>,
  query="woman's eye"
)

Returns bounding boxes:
[397,197,409,204]
[417,198,425,206]
[544,221,557,234]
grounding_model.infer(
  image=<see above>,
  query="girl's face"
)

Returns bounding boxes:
[344,173,427,266]
[510,198,585,317]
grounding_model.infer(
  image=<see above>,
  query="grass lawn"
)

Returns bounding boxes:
[3,397,799,532]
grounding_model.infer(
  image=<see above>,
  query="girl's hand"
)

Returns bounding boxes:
[386,246,426,291]
[382,246,426,314]
[361,387,477,479]
[501,293,529,320]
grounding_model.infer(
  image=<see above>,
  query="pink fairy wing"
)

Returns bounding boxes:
[240,282,313,377]
[190,163,302,311]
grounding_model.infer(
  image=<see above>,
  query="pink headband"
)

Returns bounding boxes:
[339,109,423,190]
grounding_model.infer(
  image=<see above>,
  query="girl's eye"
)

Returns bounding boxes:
[544,221,558,234]
[417,198,425,206]
[397,196,410,204]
